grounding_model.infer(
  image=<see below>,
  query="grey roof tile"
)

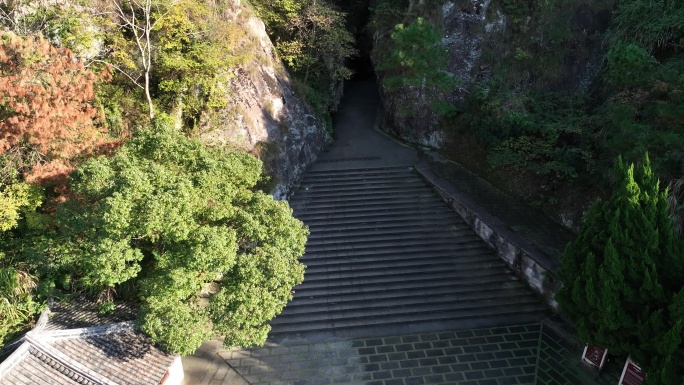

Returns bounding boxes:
[45,299,137,331]
[6,348,90,385]
[0,303,177,385]
[47,329,175,385]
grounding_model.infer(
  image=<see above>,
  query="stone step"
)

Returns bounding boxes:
[268,309,549,340]
[289,279,528,307]
[291,194,441,212]
[293,199,446,217]
[302,166,412,178]
[303,232,480,253]
[289,185,432,202]
[298,177,425,192]
[301,218,463,233]
[292,272,522,297]
[302,254,501,274]
[295,265,513,289]
[302,241,485,259]
[289,190,438,206]
[300,210,456,227]
[295,203,449,222]
[281,286,536,315]
[305,224,471,242]
[300,262,509,285]
[300,248,492,267]
[270,312,549,341]
[269,298,548,332]
[302,171,412,183]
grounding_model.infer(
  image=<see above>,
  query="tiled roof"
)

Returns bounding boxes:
[1,345,94,385]
[0,303,177,385]
[45,299,138,331]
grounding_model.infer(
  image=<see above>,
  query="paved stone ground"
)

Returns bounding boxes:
[194,322,612,385]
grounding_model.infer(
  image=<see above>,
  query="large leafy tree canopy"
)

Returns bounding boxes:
[18,119,307,355]
[557,154,684,384]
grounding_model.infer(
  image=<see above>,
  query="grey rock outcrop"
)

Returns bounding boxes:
[200,1,330,199]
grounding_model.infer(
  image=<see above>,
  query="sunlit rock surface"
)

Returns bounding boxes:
[200,0,330,199]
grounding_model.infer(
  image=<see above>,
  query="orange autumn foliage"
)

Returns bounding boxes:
[0,33,111,185]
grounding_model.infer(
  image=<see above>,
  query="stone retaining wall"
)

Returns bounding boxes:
[415,162,561,311]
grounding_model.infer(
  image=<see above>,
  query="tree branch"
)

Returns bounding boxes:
[86,59,145,90]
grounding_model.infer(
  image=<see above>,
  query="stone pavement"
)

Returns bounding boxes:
[184,320,617,385]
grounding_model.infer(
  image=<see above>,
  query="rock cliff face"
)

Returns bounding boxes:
[200,1,331,199]
[373,0,608,150]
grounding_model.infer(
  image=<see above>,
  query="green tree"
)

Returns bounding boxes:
[152,0,248,128]
[0,180,42,232]
[598,0,684,178]
[0,179,44,348]
[25,118,307,355]
[277,0,355,85]
[598,42,684,176]
[607,0,684,52]
[557,154,684,384]
[248,0,302,36]
[378,17,458,117]
[250,0,355,127]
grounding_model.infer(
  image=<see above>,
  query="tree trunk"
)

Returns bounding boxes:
[145,71,154,120]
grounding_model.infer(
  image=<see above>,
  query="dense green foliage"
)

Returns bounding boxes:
[557,155,684,383]
[0,0,315,354]
[0,258,42,347]
[0,180,43,346]
[463,89,595,180]
[480,0,682,183]
[378,17,457,117]
[599,44,684,177]
[444,0,608,184]
[5,120,307,355]
[369,0,684,224]
[96,0,252,130]
[607,0,684,52]
[0,181,42,232]
[148,0,249,127]
[249,0,356,129]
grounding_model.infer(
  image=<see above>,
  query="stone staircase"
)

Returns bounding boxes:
[269,166,549,341]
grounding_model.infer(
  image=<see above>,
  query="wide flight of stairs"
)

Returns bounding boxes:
[270,166,549,340]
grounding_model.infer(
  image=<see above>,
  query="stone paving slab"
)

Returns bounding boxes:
[211,323,608,385]
[536,320,620,385]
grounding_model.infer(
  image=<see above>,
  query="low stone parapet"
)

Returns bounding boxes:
[415,159,563,311]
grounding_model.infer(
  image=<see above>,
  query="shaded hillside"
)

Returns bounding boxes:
[369,0,684,230]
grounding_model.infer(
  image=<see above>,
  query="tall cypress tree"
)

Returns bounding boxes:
[557,154,684,384]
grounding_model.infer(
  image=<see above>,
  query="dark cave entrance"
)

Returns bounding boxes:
[338,0,376,80]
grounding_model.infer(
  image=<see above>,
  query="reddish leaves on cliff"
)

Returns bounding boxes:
[0,33,110,185]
